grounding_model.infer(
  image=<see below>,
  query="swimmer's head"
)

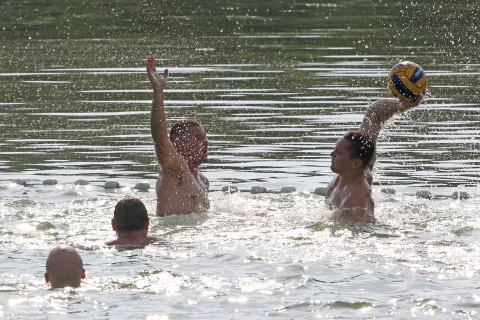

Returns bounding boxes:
[331,131,375,174]
[170,120,209,165]
[45,245,85,289]
[169,120,202,142]
[343,131,376,168]
[112,197,149,234]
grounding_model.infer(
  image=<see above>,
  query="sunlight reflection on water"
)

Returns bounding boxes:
[2,0,480,318]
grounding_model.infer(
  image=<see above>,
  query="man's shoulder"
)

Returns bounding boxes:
[198,172,209,186]
[343,180,372,207]
[347,178,372,195]
[105,237,163,247]
[148,236,166,244]
[157,164,198,185]
[327,174,340,188]
[337,177,370,202]
[105,239,120,246]
[325,174,340,198]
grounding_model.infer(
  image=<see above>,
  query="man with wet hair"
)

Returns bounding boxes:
[45,245,85,289]
[106,197,160,246]
[326,95,424,222]
[146,56,210,216]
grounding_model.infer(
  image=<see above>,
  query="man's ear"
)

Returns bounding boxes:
[81,268,86,280]
[111,219,117,231]
[354,159,363,169]
[145,218,150,234]
[45,272,50,283]
[172,137,180,149]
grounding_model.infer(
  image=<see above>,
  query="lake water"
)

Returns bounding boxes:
[1,0,480,319]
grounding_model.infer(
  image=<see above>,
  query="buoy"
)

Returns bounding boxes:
[104,181,120,189]
[134,182,150,191]
[251,186,267,194]
[42,179,58,185]
[452,191,469,200]
[74,179,89,186]
[314,187,327,195]
[12,179,26,185]
[36,222,55,230]
[415,190,433,199]
[222,186,238,194]
[280,186,296,193]
[381,188,396,195]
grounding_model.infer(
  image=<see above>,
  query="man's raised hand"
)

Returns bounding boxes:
[399,92,425,113]
[147,56,168,91]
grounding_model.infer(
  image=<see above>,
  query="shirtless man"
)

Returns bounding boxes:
[106,197,161,246]
[147,56,209,216]
[45,245,85,289]
[325,94,424,222]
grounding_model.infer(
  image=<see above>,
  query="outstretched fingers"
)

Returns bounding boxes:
[402,92,424,110]
[147,56,157,73]
[146,56,168,90]
[163,68,169,82]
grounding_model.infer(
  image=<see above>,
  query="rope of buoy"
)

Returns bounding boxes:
[6,179,473,199]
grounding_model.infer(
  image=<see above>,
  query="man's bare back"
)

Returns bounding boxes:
[106,236,159,247]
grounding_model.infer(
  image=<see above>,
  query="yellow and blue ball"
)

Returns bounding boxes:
[387,61,427,101]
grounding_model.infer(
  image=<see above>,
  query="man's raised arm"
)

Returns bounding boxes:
[147,56,182,172]
[359,95,423,172]
[359,96,423,142]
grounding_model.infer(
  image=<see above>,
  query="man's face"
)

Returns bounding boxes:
[330,137,357,174]
[174,126,209,164]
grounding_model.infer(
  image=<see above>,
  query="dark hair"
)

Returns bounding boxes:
[343,131,376,168]
[113,197,149,232]
[169,120,202,142]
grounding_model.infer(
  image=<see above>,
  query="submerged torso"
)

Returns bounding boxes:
[325,174,374,222]
[156,167,209,216]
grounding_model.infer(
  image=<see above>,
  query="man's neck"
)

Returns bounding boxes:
[338,170,365,183]
[50,281,81,289]
[116,230,148,241]
[188,162,200,174]
[106,230,156,246]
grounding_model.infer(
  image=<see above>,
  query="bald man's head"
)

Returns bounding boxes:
[45,245,85,288]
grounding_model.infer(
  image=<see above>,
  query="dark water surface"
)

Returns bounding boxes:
[1,1,480,319]
[0,0,479,189]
